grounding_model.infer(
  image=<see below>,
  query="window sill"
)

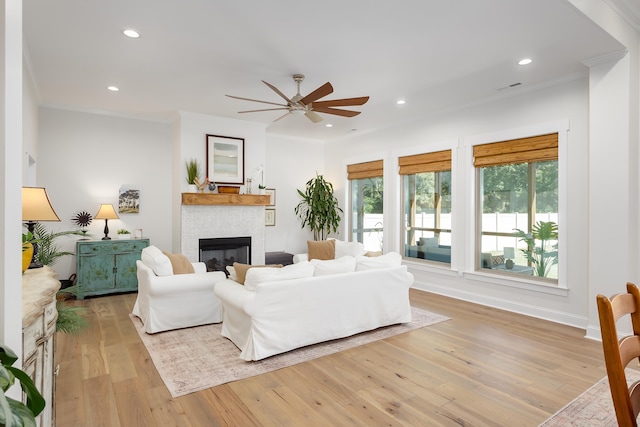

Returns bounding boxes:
[402,258,459,277]
[464,269,568,296]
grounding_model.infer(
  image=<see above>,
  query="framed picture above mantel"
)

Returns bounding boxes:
[206,134,245,185]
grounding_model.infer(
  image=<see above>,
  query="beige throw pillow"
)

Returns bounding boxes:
[162,251,195,275]
[232,262,283,285]
[307,239,335,261]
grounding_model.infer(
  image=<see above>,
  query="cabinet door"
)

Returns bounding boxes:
[78,255,116,291]
[115,252,139,290]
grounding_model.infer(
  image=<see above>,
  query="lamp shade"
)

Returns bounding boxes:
[503,247,516,259]
[95,204,119,220]
[22,187,61,222]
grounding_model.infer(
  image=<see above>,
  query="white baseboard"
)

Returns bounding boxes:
[411,280,589,331]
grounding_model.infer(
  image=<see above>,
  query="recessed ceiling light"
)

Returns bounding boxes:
[325,124,333,128]
[107,86,119,92]
[122,29,140,38]
[518,58,533,66]
[396,99,406,105]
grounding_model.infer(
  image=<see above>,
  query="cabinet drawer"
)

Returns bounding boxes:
[78,240,148,255]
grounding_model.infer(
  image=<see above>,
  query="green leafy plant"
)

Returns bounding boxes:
[294,173,343,241]
[185,159,201,185]
[0,343,45,426]
[117,229,130,235]
[513,221,558,277]
[55,301,88,335]
[26,223,88,267]
[258,184,266,190]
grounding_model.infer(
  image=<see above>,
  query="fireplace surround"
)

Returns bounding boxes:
[181,196,267,265]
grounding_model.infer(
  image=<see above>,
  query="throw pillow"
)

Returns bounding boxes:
[162,251,195,275]
[307,239,335,261]
[232,262,283,285]
[365,251,383,257]
[226,265,237,281]
[244,261,315,291]
[140,245,173,276]
[355,252,402,271]
[310,256,356,276]
[332,239,366,259]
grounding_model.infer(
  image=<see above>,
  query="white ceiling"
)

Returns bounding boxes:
[23,0,635,141]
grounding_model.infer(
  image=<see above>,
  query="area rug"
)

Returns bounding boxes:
[539,369,640,426]
[130,306,449,398]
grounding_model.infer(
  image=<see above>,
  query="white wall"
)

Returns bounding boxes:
[264,134,325,255]
[22,57,38,186]
[37,108,172,279]
[1,0,24,359]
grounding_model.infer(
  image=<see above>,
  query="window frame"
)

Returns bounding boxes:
[465,121,568,290]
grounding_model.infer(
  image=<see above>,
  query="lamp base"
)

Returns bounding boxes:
[102,236,111,240]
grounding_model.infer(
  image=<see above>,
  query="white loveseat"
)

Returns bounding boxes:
[132,246,226,334]
[214,253,413,361]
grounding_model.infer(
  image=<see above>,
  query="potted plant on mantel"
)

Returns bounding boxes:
[294,173,343,241]
[185,159,201,193]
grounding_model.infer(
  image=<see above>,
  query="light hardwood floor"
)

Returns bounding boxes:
[54,289,606,426]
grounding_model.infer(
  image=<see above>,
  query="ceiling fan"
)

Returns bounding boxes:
[226,74,369,123]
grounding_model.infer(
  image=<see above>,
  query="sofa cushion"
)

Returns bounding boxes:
[244,261,315,291]
[365,251,383,257]
[141,245,173,276]
[331,239,366,259]
[420,237,439,248]
[233,262,282,285]
[310,256,356,276]
[162,251,195,275]
[355,252,402,271]
[308,239,335,261]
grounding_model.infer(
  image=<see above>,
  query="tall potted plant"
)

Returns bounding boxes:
[294,173,343,241]
[513,221,558,277]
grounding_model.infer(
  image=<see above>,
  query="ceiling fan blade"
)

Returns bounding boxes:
[273,112,291,122]
[305,111,323,123]
[300,82,334,105]
[312,106,361,117]
[262,80,292,104]
[238,107,289,113]
[312,96,369,108]
[226,94,287,107]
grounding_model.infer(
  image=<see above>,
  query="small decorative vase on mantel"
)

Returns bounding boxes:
[187,184,197,193]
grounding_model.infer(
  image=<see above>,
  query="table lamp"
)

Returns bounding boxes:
[95,204,119,240]
[22,187,61,268]
[503,247,516,269]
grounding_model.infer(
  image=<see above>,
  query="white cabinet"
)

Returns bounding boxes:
[22,266,60,427]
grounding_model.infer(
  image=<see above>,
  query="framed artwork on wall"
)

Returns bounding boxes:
[265,188,276,206]
[265,209,276,226]
[206,134,245,185]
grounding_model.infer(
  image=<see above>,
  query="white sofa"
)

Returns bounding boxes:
[214,253,413,361]
[132,246,226,334]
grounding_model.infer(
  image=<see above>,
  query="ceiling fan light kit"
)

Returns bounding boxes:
[226,74,369,123]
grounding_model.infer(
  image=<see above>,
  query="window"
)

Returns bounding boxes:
[348,160,383,251]
[474,133,558,281]
[400,150,452,264]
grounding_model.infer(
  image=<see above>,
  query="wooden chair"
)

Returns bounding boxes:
[597,282,640,427]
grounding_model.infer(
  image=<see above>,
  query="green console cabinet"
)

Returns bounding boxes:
[75,239,149,299]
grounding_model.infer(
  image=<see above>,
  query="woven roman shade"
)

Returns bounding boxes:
[473,133,558,167]
[398,150,451,175]
[347,160,383,180]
